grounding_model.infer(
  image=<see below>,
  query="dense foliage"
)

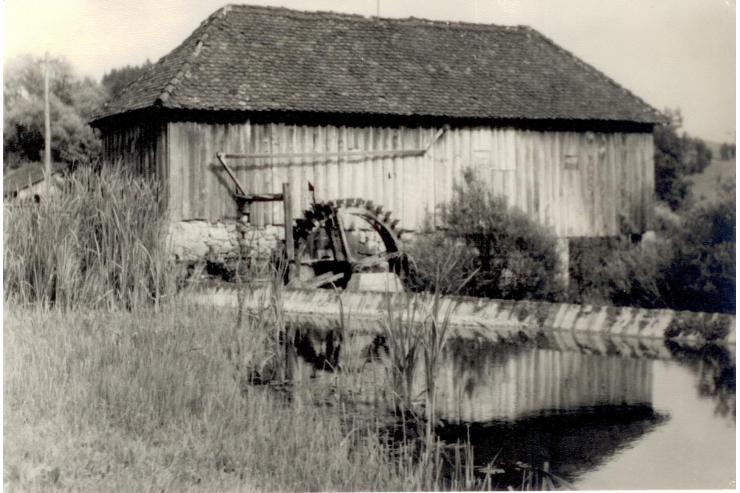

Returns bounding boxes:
[101,60,152,98]
[719,143,736,160]
[409,170,563,301]
[3,55,106,169]
[570,184,735,314]
[569,236,668,308]
[661,185,735,313]
[3,54,152,171]
[654,108,713,210]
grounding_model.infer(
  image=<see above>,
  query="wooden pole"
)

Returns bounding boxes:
[282,182,296,280]
[43,52,51,191]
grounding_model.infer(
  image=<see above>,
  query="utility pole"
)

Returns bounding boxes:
[44,52,51,191]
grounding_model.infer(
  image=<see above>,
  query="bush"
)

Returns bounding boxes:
[569,237,668,308]
[570,185,735,314]
[404,229,478,295]
[4,164,175,310]
[409,169,563,301]
[661,186,735,313]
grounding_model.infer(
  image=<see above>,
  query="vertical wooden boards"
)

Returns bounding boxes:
[158,120,655,237]
[167,122,182,221]
[363,127,374,206]
[326,125,338,201]
[299,126,311,213]
[181,123,192,220]
[313,126,326,203]
[643,134,652,229]
[288,124,302,220]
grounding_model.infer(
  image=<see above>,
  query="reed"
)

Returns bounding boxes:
[4,163,491,490]
[4,163,175,311]
[5,301,438,492]
[379,248,478,489]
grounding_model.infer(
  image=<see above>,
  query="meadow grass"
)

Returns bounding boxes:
[4,300,435,492]
[3,164,485,491]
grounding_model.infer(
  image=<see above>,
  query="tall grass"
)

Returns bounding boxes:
[4,164,493,490]
[4,164,175,310]
[381,250,477,490]
[4,302,435,492]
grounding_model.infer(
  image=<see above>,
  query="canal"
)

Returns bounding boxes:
[286,318,735,489]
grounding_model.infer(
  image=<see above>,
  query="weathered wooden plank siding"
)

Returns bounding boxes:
[101,121,167,179]
[167,120,654,236]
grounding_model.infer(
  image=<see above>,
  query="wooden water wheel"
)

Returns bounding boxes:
[290,198,407,289]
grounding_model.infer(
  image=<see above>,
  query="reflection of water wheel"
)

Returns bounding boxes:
[292,198,407,288]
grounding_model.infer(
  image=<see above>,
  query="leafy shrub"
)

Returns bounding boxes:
[404,229,478,295]
[653,108,714,211]
[411,169,563,301]
[661,185,735,313]
[4,164,175,310]
[569,236,668,308]
[570,185,735,314]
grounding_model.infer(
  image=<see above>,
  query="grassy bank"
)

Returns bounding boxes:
[4,300,437,492]
[4,164,485,492]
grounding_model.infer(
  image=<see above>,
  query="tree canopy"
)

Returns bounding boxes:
[3,55,154,171]
[101,60,152,98]
[3,55,106,169]
[654,108,713,210]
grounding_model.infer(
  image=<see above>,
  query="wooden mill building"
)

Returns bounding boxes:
[90,4,662,260]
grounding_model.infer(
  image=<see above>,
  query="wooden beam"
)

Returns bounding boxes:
[423,124,449,153]
[222,149,426,160]
[215,152,247,195]
[233,193,284,202]
[301,272,345,289]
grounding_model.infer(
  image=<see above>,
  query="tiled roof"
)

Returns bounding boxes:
[92,4,662,124]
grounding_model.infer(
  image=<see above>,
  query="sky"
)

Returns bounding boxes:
[3,0,736,142]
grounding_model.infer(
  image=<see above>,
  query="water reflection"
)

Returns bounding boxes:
[665,340,736,419]
[437,404,666,488]
[437,338,654,423]
[287,319,735,489]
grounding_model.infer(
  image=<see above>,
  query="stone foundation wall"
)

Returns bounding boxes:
[168,218,418,265]
[168,220,283,263]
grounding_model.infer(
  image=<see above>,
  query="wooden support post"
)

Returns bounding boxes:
[282,182,297,280]
[43,52,51,192]
[556,237,570,289]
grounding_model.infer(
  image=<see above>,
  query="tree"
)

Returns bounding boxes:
[719,143,735,160]
[439,169,564,301]
[3,54,106,169]
[661,183,736,313]
[654,109,690,210]
[101,60,152,98]
[653,108,714,210]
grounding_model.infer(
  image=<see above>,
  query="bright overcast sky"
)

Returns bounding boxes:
[3,0,736,142]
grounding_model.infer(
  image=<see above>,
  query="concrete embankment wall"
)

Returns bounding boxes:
[192,286,736,345]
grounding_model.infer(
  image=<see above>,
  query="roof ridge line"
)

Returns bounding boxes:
[524,27,664,122]
[157,5,232,106]
[224,3,527,32]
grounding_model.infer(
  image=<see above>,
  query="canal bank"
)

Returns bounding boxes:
[191,286,736,345]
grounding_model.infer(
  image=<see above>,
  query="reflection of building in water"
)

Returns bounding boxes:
[288,324,656,423]
[433,340,654,423]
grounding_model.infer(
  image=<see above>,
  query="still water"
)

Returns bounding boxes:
[289,321,735,489]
